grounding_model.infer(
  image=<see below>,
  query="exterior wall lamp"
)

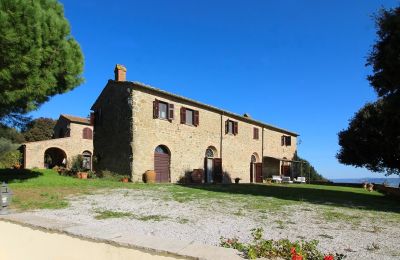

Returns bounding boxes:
[0,182,12,215]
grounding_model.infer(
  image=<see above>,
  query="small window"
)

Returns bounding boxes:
[281,135,292,146]
[158,102,168,119]
[180,107,199,126]
[82,128,93,140]
[253,128,259,140]
[225,120,238,135]
[205,148,214,158]
[185,109,194,125]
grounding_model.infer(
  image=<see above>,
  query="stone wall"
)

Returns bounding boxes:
[23,137,92,169]
[130,86,297,183]
[92,82,133,175]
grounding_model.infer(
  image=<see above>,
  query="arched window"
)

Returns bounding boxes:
[155,145,169,154]
[82,127,93,140]
[251,155,257,163]
[205,148,214,158]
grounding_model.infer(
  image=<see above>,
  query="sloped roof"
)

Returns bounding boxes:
[60,114,91,125]
[92,80,299,136]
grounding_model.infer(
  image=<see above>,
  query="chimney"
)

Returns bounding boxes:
[114,64,127,81]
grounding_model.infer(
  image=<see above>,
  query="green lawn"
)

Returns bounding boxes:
[1,168,399,218]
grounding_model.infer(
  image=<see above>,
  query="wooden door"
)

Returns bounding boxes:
[255,163,263,183]
[154,153,170,182]
[213,158,223,183]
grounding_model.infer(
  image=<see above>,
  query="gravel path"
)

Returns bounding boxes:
[22,189,400,259]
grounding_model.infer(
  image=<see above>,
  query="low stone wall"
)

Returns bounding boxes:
[374,184,400,200]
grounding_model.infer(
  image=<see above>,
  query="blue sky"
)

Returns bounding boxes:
[29,0,399,179]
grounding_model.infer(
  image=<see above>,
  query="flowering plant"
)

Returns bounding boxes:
[291,247,303,260]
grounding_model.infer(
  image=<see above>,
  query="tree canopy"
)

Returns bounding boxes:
[337,6,400,175]
[22,117,56,142]
[0,0,84,123]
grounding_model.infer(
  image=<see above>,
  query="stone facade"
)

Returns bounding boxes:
[92,66,298,183]
[22,115,93,169]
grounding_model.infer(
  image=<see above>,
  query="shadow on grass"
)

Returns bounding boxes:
[180,183,400,214]
[0,169,42,183]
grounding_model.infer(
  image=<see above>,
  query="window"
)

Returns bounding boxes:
[159,102,168,119]
[205,148,214,158]
[253,128,259,140]
[180,107,199,126]
[82,128,93,140]
[225,120,238,135]
[153,99,174,121]
[281,135,292,146]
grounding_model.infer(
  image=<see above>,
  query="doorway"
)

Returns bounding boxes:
[154,145,171,183]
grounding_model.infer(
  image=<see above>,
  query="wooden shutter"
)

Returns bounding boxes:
[281,136,285,146]
[225,120,229,134]
[253,128,259,140]
[180,107,186,124]
[194,110,199,126]
[153,99,159,119]
[234,121,238,135]
[168,104,174,120]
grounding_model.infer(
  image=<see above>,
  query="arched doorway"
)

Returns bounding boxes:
[154,145,170,183]
[250,153,262,183]
[204,146,222,183]
[44,147,67,169]
[82,151,92,170]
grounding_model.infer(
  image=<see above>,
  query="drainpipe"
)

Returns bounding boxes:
[220,112,223,159]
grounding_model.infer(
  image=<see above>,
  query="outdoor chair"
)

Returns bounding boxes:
[272,175,282,183]
[293,177,306,184]
[282,176,293,184]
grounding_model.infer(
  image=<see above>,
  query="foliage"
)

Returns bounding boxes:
[22,117,56,142]
[0,137,18,154]
[0,150,21,168]
[337,6,400,175]
[0,0,84,123]
[0,124,25,143]
[220,227,338,260]
[337,98,400,175]
[70,154,84,172]
[293,153,328,181]
[96,170,122,181]
[94,210,133,220]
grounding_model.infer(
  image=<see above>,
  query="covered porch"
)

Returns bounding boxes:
[262,156,303,181]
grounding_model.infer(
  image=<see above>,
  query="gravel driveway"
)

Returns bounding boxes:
[22,189,400,259]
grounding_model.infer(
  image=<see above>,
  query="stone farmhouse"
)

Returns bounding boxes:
[91,65,299,183]
[21,114,93,170]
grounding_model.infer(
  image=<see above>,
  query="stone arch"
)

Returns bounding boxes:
[205,146,218,158]
[251,152,260,163]
[44,147,67,168]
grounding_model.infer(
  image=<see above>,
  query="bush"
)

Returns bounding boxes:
[97,170,121,181]
[0,150,22,169]
[70,155,84,172]
[220,227,344,260]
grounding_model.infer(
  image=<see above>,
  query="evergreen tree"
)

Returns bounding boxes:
[0,0,84,123]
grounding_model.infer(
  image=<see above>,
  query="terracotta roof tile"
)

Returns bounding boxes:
[61,114,91,125]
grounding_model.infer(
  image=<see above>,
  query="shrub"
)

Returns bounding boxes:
[220,227,343,260]
[97,170,121,181]
[0,150,22,169]
[70,155,84,172]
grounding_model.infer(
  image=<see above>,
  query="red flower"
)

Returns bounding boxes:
[291,247,296,255]
[292,254,303,260]
[324,255,334,260]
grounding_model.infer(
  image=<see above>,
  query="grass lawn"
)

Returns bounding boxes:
[1,168,399,219]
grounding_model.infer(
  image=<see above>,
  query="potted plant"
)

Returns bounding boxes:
[71,155,88,179]
[234,177,241,184]
[121,175,130,183]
